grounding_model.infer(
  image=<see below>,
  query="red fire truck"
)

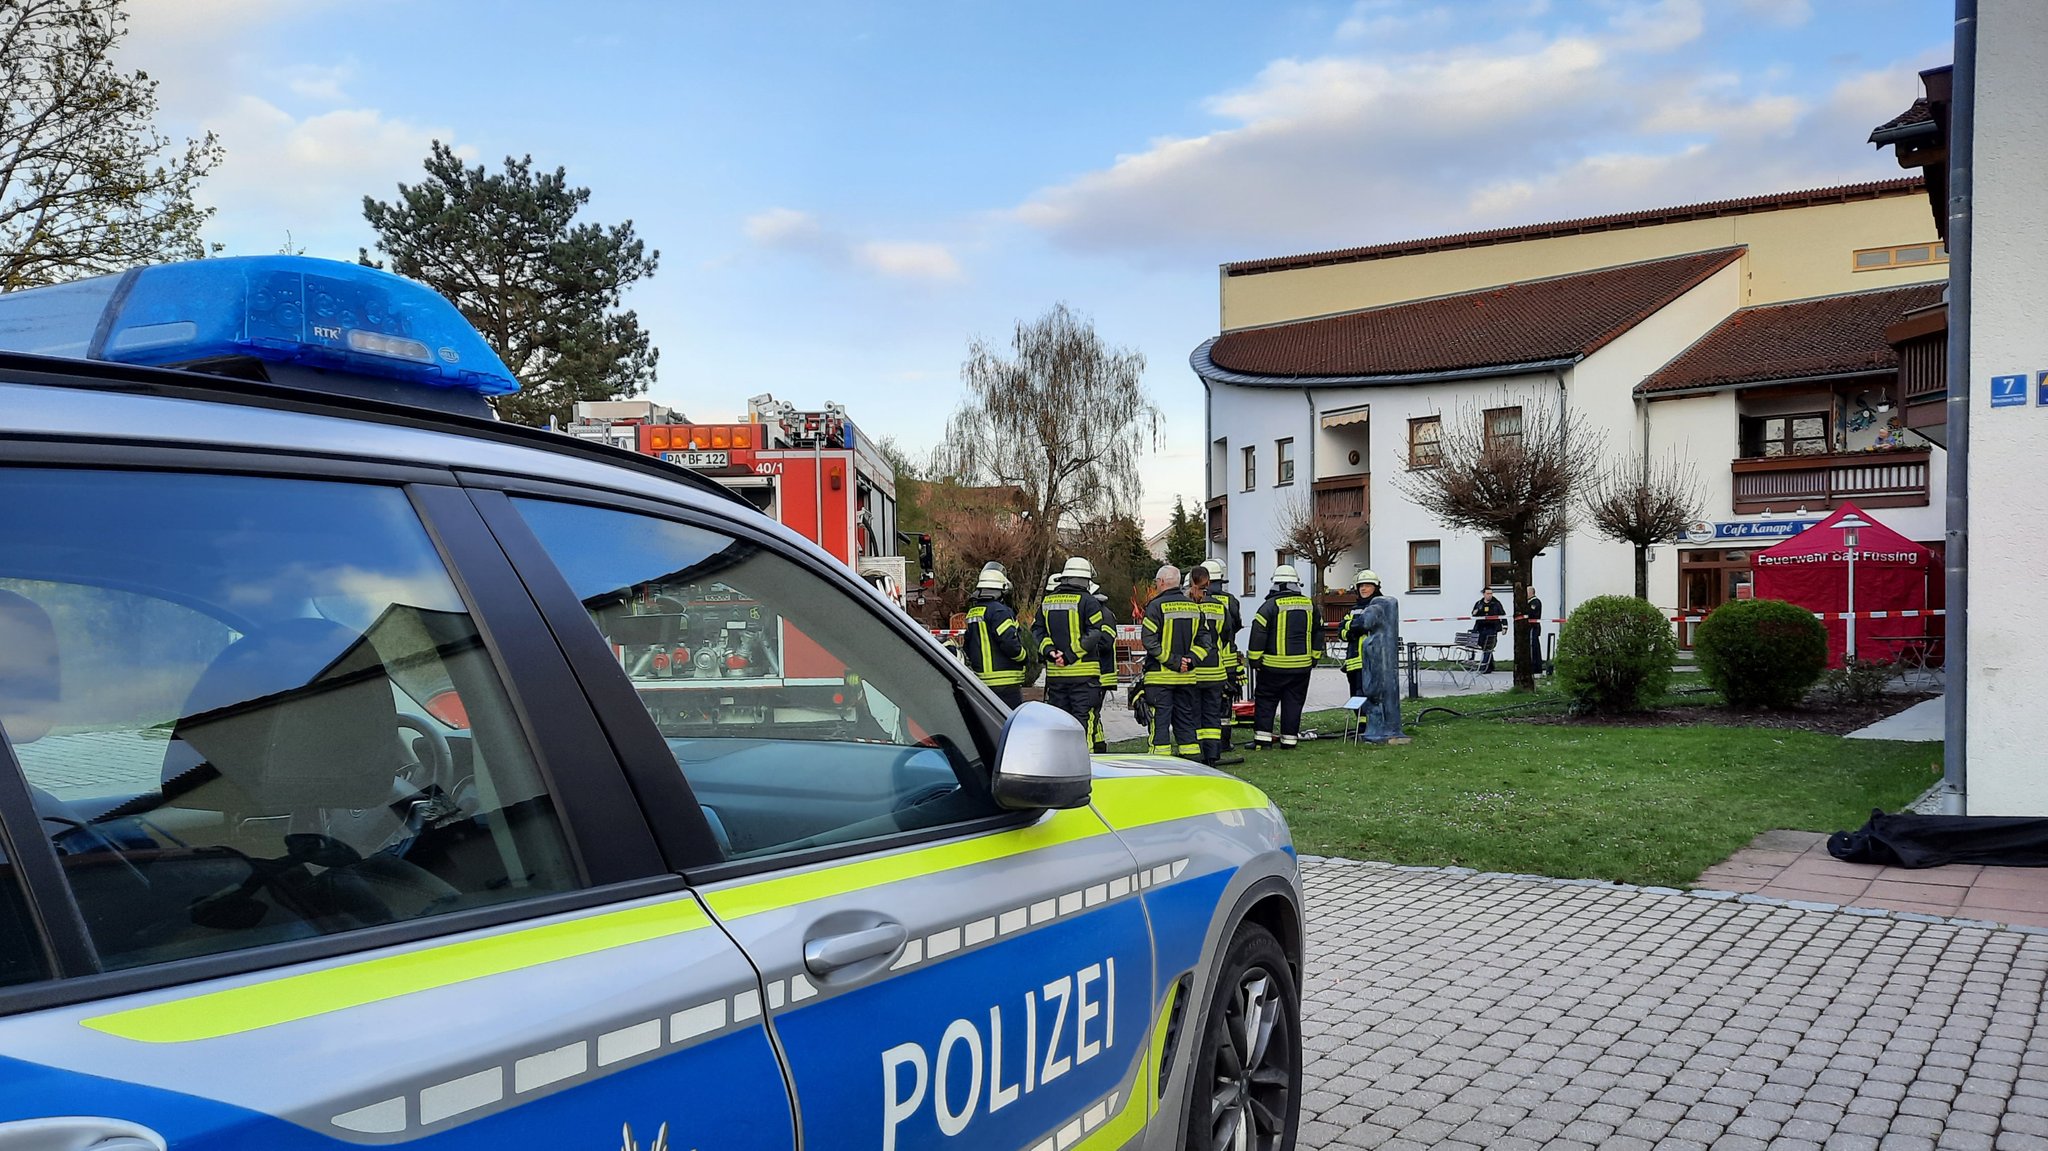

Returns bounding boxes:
[565,397,929,697]
[568,394,901,583]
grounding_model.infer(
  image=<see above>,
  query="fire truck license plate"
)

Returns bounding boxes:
[662,450,730,468]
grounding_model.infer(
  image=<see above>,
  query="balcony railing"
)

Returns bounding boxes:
[1730,450,1931,514]
[1312,473,1369,520]
[1206,494,1227,545]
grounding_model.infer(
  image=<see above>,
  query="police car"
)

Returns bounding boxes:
[0,257,1304,1151]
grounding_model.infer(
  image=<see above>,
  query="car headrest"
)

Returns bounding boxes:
[164,618,402,813]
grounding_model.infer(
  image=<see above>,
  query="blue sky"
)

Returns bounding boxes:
[125,0,1950,528]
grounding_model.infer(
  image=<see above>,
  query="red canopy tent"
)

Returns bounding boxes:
[1751,503,1936,668]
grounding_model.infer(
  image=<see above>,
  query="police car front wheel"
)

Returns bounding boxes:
[1185,922,1301,1151]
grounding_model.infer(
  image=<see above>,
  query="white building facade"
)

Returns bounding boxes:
[1199,183,1951,652]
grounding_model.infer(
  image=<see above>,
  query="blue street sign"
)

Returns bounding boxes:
[1992,373,2028,407]
[2038,370,2048,407]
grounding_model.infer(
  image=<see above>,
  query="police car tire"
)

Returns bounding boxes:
[1182,922,1301,1151]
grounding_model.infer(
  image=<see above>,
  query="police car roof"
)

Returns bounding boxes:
[0,348,747,510]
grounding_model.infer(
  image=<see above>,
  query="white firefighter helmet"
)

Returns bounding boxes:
[976,568,1009,593]
[1046,572,1062,592]
[1272,565,1302,587]
[1202,558,1227,583]
[1061,556,1095,581]
[1354,568,1381,589]
[1089,582,1102,595]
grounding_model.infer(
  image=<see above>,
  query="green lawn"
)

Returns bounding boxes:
[1115,691,1938,887]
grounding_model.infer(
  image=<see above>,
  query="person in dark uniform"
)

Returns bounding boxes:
[961,567,1027,707]
[1519,584,1546,675]
[1247,565,1321,750]
[1341,569,1376,699]
[1141,564,1211,758]
[1186,565,1225,764]
[1472,587,1507,675]
[1088,580,1118,754]
[1201,559,1243,755]
[1033,557,1110,733]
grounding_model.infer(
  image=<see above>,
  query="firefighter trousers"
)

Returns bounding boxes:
[1147,680,1200,756]
[1046,676,1098,734]
[987,683,1024,708]
[1195,681,1225,763]
[1254,667,1311,748]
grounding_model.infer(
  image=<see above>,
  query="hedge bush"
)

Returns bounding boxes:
[1553,595,1677,713]
[1694,598,1829,708]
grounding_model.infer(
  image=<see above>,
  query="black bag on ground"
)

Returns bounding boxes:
[1829,808,2048,868]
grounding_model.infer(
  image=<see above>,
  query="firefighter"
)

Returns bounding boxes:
[1341,569,1376,701]
[1089,580,1118,754]
[1247,565,1321,750]
[962,567,1028,707]
[1033,557,1111,735]
[1186,565,1227,764]
[1200,558,1244,755]
[1141,564,1212,758]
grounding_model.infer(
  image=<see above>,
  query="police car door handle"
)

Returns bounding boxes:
[0,1116,167,1151]
[803,922,907,976]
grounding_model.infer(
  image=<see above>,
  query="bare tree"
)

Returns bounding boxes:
[932,303,1159,598]
[1395,398,1601,690]
[1,0,222,290]
[1582,453,1705,600]
[1276,492,1368,605]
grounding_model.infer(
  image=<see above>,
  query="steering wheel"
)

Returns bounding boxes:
[395,712,456,796]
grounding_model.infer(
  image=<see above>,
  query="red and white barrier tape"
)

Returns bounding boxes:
[928,608,1946,640]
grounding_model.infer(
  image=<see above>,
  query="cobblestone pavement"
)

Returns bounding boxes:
[1298,859,2048,1151]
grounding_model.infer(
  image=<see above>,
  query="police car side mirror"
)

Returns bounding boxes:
[991,702,1093,811]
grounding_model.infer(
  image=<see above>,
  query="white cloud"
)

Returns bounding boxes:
[856,241,962,281]
[1012,9,1923,262]
[744,207,825,245]
[1336,2,1453,43]
[744,209,963,281]
[1738,0,1814,29]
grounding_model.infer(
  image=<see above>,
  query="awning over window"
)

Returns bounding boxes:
[1320,405,1369,430]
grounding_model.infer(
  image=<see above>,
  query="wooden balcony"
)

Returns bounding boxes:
[1206,494,1227,545]
[1888,302,1948,445]
[1730,450,1931,514]
[1312,473,1369,520]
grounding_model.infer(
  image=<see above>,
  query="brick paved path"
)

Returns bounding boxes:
[1299,860,2048,1150]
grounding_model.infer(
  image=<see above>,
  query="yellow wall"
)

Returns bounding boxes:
[1220,192,1947,330]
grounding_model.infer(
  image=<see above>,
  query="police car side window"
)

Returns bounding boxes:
[0,845,47,988]
[0,469,580,971]
[510,498,1002,861]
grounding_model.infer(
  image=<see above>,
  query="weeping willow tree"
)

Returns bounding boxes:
[931,303,1159,612]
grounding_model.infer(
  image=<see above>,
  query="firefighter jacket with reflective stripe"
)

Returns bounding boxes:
[1094,602,1121,689]
[1341,594,1381,672]
[1142,587,1212,686]
[1032,584,1110,678]
[964,598,1028,687]
[1209,591,1244,675]
[1194,595,1230,684]
[1248,591,1322,671]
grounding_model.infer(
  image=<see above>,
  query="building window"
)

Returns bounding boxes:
[1241,445,1256,492]
[1408,416,1442,469]
[1275,438,1295,486]
[1853,242,1949,271]
[1242,551,1256,593]
[1740,412,1831,458]
[1485,539,1514,590]
[1409,540,1441,592]
[1483,405,1523,449]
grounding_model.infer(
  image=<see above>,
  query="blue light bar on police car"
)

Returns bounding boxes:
[0,255,520,396]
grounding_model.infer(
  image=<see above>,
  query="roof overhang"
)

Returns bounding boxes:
[1638,367,1896,401]
[1191,337,1579,388]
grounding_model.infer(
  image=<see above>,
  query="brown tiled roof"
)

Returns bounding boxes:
[1870,98,1934,140]
[1223,178,1924,277]
[1637,282,1947,395]
[1203,248,1745,382]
